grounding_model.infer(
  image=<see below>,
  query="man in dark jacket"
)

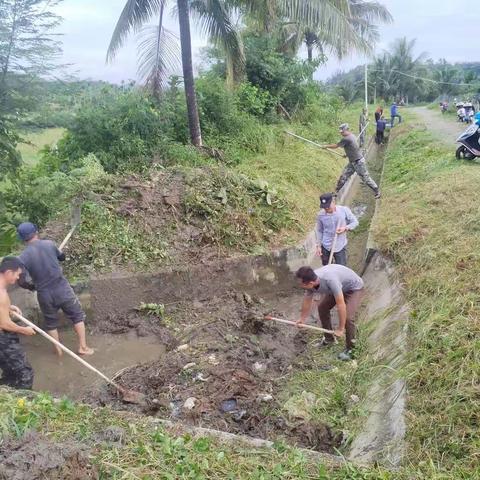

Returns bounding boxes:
[17,222,94,356]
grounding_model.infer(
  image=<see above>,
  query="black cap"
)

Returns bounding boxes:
[320,193,335,209]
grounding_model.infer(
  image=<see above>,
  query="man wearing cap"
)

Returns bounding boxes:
[316,193,358,266]
[324,123,380,199]
[16,222,94,356]
[0,256,35,389]
[295,265,364,361]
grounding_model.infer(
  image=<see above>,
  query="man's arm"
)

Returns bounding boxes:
[344,207,359,231]
[54,243,66,262]
[17,270,35,291]
[315,216,323,255]
[334,292,347,337]
[0,295,35,336]
[295,295,314,326]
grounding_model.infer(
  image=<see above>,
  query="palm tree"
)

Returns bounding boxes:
[108,0,203,146]
[374,37,428,102]
[177,0,202,145]
[280,0,392,64]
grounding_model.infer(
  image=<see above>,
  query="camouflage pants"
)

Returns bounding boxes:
[336,158,378,194]
[0,332,34,390]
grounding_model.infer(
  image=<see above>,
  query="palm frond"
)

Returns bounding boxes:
[190,0,245,84]
[107,0,165,63]
[137,22,180,96]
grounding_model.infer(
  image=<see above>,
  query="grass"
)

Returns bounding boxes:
[0,389,393,479]
[17,127,65,166]
[373,123,480,478]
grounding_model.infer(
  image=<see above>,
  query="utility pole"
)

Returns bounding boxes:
[364,63,368,112]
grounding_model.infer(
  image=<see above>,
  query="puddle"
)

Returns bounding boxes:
[21,330,165,399]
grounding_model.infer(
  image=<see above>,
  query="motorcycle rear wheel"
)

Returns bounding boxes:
[456,145,476,160]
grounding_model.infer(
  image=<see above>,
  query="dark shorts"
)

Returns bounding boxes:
[0,332,34,390]
[37,278,86,330]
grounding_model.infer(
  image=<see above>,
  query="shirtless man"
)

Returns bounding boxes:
[17,222,93,356]
[0,256,35,389]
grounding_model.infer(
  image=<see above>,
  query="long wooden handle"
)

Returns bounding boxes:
[12,311,122,391]
[264,315,334,334]
[328,220,342,265]
[58,225,77,252]
[284,131,345,158]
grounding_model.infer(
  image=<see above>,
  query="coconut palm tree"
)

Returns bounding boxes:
[108,0,379,146]
[280,0,392,64]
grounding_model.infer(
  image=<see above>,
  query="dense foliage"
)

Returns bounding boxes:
[329,38,480,103]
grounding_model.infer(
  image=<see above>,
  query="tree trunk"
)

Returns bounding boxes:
[177,0,202,147]
[307,44,313,63]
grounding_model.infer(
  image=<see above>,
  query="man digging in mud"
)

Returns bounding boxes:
[316,192,358,266]
[295,265,364,361]
[0,257,35,389]
[16,222,94,356]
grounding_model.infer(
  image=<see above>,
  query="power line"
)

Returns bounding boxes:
[370,68,475,87]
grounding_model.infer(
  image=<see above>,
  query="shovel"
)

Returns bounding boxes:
[12,311,145,404]
[328,220,342,265]
[264,315,334,334]
[58,200,82,251]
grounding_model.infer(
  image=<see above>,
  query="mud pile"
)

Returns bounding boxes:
[88,292,341,453]
[0,431,98,480]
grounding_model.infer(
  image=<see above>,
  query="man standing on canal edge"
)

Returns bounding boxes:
[324,123,381,199]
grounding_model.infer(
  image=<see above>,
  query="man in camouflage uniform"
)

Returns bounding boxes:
[325,123,380,199]
[0,257,35,389]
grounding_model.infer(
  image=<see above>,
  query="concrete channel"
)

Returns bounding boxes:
[8,134,408,467]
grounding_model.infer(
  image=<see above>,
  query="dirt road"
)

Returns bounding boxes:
[411,106,465,144]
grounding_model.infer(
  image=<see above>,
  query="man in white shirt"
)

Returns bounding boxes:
[315,193,359,266]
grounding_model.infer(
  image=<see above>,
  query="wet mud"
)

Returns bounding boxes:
[87,292,341,453]
[0,431,98,480]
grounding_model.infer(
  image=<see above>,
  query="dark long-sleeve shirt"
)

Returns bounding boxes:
[19,239,66,291]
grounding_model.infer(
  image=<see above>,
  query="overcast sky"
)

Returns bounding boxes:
[54,0,480,83]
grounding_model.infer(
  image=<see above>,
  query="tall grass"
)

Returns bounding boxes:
[374,124,480,478]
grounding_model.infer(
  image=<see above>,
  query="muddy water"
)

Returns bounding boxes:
[21,330,165,399]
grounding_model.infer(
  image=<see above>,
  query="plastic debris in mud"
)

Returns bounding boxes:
[220,398,238,413]
[183,397,197,410]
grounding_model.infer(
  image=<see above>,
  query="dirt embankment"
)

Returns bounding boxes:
[87,292,341,453]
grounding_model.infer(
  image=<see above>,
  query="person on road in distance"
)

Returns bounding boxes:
[375,116,387,144]
[324,123,381,199]
[316,193,358,266]
[374,105,383,123]
[390,101,402,127]
[0,256,35,389]
[16,222,94,356]
[295,265,364,361]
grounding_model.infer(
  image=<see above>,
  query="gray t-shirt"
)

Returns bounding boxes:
[337,134,362,162]
[19,239,64,291]
[305,265,364,299]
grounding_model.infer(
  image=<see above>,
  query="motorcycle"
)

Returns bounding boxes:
[456,122,480,160]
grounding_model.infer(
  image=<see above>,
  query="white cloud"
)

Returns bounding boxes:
[52,0,480,83]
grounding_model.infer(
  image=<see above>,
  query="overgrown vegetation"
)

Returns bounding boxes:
[0,389,394,479]
[374,124,480,478]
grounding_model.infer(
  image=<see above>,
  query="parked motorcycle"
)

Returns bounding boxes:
[456,120,480,160]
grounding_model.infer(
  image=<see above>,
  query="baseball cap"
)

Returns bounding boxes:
[320,193,335,209]
[339,123,349,132]
[17,222,38,241]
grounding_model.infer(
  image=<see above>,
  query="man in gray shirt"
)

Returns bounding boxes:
[316,193,358,266]
[17,222,94,356]
[325,123,380,199]
[295,265,364,361]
